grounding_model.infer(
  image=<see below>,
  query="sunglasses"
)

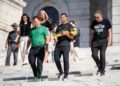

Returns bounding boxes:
[95,16,100,19]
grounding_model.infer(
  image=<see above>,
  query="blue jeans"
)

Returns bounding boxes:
[5,43,18,65]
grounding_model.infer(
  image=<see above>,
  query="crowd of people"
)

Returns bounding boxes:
[4,9,112,81]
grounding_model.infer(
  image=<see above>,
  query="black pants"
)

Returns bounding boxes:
[91,39,107,73]
[28,47,45,78]
[54,46,70,77]
[5,44,18,65]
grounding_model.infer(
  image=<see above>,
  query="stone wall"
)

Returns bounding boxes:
[23,0,120,47]
[67,0,90,47]
[112,0,120,46]
[0,0,26,51]
[24,0,90,47]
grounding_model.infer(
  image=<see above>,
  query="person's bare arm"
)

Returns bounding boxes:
[45,36,49,52]
[89,29,94,47]
[44,36,49,63]
[66,33,74,39]
[26,38,31,54]
[5,38,8,49]
[107,28,112,47]
[5,34,9,49]
[15,31,20,42]
[62,30,74,40]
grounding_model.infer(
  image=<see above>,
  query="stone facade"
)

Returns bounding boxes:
[24,0,90,47]
[0,0,120,50]
[0,0,26,50]
[67,0,90,47]
[112,0,120,46]
[23,0,120,47]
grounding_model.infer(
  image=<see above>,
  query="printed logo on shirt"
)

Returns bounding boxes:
[94,24,105,34]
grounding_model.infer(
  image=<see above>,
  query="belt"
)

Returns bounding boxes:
[9,42,18,45]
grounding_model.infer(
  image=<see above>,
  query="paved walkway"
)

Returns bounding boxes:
[0,46,120,86]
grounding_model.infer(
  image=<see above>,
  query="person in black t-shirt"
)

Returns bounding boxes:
[38,10,53,63]
[54,13,75,81]
[19,13,31,65]
[90,10,112,76]
[5,23,20,66]
[38,10,53,31]
[20,14,31,36]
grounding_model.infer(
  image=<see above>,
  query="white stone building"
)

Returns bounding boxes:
[23,0,120,47]
[0,0,120,52]
[0,0,26,51]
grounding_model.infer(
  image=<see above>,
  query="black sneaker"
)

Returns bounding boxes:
[22,63,27,67]
[22,63,27,66]
[100,73,105,76]
[58,72,63,79]
[96,69,100,75]
[62,76,68,81]
[100,71,105,76]
[34,77,41,82]
[13,63,17,66]
[5,64,10,66]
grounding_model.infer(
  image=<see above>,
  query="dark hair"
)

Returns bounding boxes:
[32,16,41,21]
[61,13,68,17]
[20,13,31,26]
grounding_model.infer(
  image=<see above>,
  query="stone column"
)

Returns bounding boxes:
[112,0,120,46]
[0,0,26,52]
[68,0,90,47]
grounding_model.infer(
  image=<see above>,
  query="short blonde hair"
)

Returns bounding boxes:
[94,10,103,16]
[38,10,49,20]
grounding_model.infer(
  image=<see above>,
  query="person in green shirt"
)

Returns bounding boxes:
[26,16,49,81]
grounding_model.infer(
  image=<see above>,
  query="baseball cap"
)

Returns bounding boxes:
[11,23,19,27]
